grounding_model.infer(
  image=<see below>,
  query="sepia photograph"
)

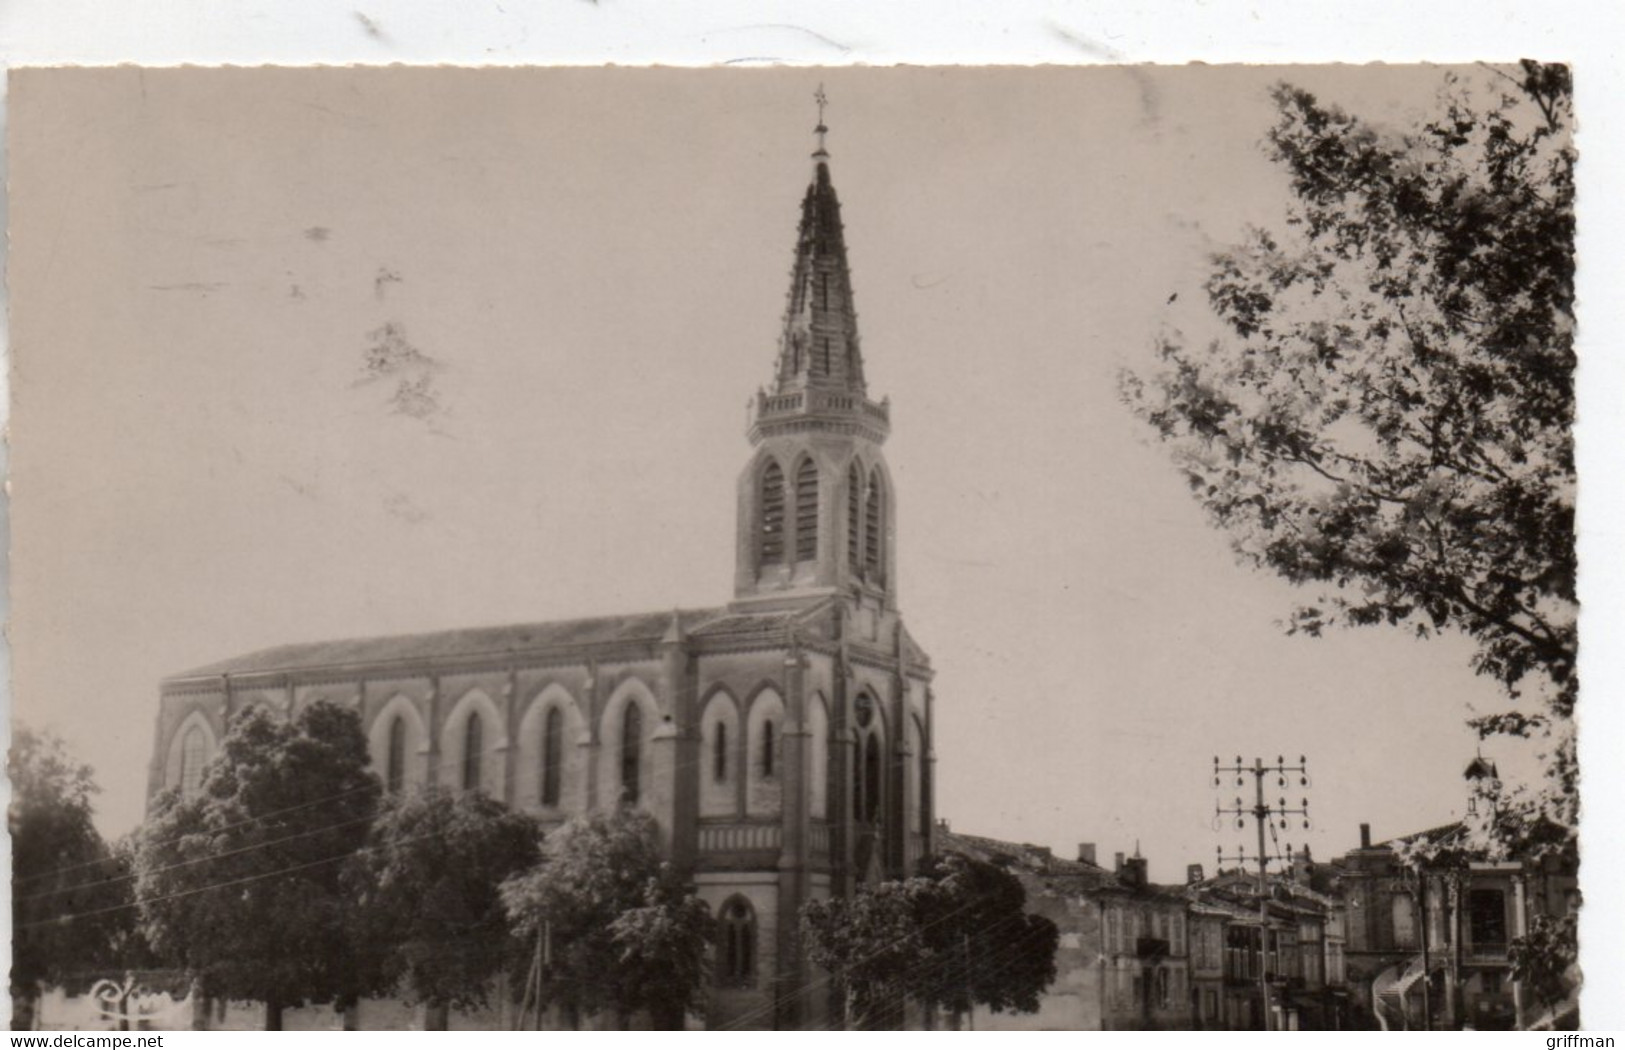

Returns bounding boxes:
[5,60,1588,1031]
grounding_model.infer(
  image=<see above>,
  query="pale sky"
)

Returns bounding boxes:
[0,64,1573,888]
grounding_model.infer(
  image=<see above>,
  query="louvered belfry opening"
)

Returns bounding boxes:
[847,462,863,571]
[795,458,819,562]
[760,461,785,566]
[865,468,884,580]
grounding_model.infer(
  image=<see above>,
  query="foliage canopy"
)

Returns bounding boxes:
[1121,62,1577,850]
[346,787,542,1024]
[801,851,1059,1029]
[9,727,128,1018]
[499,810,712,1029]
[134,703,380,1029]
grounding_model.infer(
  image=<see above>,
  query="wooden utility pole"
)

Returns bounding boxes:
[1215,756,1311,1032]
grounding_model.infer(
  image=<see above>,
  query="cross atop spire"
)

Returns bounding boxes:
[813,84,829,158]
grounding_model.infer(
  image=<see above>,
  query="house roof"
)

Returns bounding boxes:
[937,828,1107,877]
[1375,821,1467,850]
[937,828,1195,900]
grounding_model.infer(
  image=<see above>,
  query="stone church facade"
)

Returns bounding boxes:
[148,119,936,1030]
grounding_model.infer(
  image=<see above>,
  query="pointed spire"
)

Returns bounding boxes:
[773,87,866,396]
[748,89,889,449]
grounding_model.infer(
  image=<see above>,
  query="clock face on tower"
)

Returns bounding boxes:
[854,692,874,729]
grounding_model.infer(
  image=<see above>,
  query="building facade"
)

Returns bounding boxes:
[936,830,1201,1031]
[148,118,935,1031]
[1334,817,1579,1031]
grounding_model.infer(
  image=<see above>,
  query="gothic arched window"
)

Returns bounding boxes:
[541,707,563,807]
[179,726,208,798]
[718,897,757,987]
[386,716,406,794]
[847,462,864,571]
[621,704,643,805]
[794,458,819,562]
[759,461,785,566]
[863,733,882,824]
[713,719,728,783]
[761,720,777,778]
[915,715,930,836]
[462,712,484,792]
[865,468,884,579]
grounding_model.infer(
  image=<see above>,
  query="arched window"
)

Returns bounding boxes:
[386,716,407,794]
[462,712,484,792]
[1392,894,1417,949]
[794,458,819,562]
[179,726,208,798]
[713,720,728,783]
[863,733,882,824]
[865,468,884,579]
[621,704,643,805]
[759,462,785,566]
[718,897,757,987]
[761,720,776,778]
[541,707,563,807]
[915,716,930,836]
[847,463,864,571]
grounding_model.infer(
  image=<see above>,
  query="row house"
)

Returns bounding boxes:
[935,825,1356,1031]
[1097,853,1194,1030]
[1186,867,1352,1031]
[934,828,1195,1030]
[1332,815,1579,1031]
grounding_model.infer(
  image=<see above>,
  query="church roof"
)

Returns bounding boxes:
[165,603,818,683]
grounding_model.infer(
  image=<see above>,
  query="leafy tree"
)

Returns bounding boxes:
[801,878,934,1030]
[499,810,712,1030]
[345,787,541,1029]
[914,852,1059,1024]
[9,727,124,1028]
[134,702,380,1030]
[1509,910,1580,1019]
[801,852,1059,1030]
[1121,62,1576,849]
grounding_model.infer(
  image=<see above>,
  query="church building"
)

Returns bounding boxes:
[148,108,937,1030]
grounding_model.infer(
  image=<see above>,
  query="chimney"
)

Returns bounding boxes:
[1124,856,1149,890]
[937,818,951,834]
[1359,823,1371,849]
[1078,843,1097,866]
[1114,851,1126,873]
[1186,863,1205,885]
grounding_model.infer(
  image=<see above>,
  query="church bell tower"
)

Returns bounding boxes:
[734,96,897,614]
